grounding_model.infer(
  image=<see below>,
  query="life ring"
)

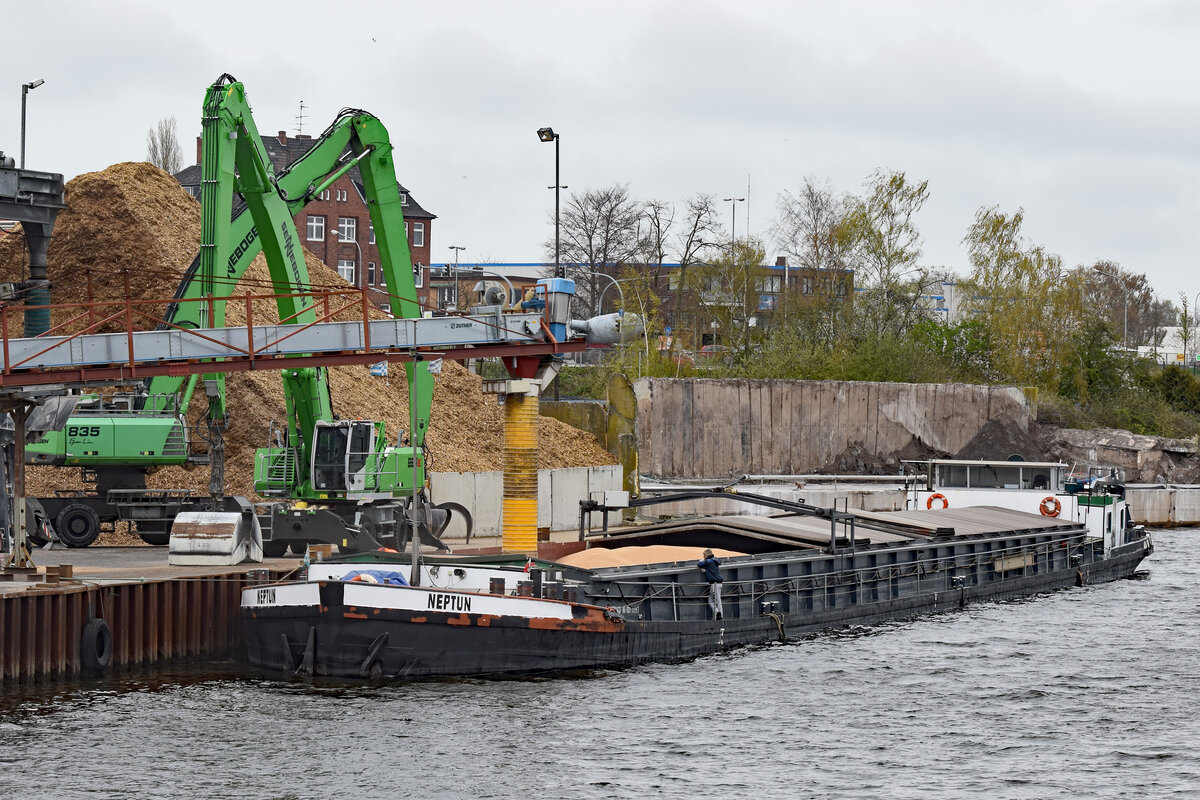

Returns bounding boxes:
[1040,496,1062,517]
[927,493,949,510]
[80,618,113,677]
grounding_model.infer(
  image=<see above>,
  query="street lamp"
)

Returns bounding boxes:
[1093,265,1128,351]
[537,127,564,279]
[20,78,45,169]
[585,270,624,314]
[448,245,465,310]
[723,197,745,246]
[330,228,363,286]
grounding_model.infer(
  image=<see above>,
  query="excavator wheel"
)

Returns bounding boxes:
[56,504,102,548]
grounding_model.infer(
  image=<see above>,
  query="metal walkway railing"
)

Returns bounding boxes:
[0,288,583,389]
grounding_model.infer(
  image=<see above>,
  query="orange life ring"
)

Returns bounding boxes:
[927,493,949,510]
[1040,496,1061,517]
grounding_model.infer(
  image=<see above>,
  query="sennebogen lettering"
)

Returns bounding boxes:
[280,222,302,288]
[227,226,258,275]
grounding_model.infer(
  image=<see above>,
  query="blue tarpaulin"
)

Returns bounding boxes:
[341,569,409,586]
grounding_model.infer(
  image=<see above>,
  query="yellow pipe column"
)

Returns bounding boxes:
[502,392,539,553]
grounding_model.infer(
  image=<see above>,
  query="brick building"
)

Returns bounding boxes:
[175,131,436,309]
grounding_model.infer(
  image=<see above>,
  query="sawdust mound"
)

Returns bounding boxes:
[0,162,616,510]
[557,545,744,569]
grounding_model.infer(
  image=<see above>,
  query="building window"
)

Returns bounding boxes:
[337,259,355,284]
[338,217,357,242]
[413,222,425,248]
[335,189,348,202]
[802,276,813,295]
[369,223,375,245]
[306,215,325,241]
[399,193,407,205]
[757,276,781,293]
[318,190,330,201]
[437,286,453,308]
[835,278,848,297]
[413,263,423,288]
[368,262,376,286]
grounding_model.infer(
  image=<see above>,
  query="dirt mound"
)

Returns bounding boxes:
[0,162,616,510]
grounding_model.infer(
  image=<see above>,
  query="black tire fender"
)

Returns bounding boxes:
[80,618,113,677]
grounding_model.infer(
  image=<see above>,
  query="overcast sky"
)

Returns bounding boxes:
[6,1,1200,303]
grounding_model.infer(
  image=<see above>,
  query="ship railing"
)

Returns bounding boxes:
[588,534,1087,621]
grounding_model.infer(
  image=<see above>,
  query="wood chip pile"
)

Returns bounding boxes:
[0,161,617,510]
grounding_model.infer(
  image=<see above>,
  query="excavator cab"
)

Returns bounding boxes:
[311,420,377,492]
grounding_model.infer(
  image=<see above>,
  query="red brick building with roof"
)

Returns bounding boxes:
[176,130,436,310]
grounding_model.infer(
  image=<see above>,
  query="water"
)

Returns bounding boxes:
[2,530,1198,799]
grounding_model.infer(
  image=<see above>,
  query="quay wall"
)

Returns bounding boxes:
[0,571,246,685]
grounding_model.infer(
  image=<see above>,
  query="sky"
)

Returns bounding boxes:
[5,0,1200,304]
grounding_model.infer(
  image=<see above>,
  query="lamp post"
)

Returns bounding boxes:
[1093,265,1128,351]
[330,228,363,287]
[20,78,45,169]
[448,245,465,310]
[585,271,624,315]
[537,127,564,279]
[723,197,745,246]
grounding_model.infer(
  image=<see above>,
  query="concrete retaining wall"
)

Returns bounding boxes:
[638,486,908,520]
[635,378,1033,479]
[636,483,1200,527]
[1126,485,1200,526]
[431,465,622,537]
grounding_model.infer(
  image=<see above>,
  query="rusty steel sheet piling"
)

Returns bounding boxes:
[0,569,263,684]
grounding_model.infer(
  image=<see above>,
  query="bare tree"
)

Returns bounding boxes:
[547,184,642,316]
[1083,259,1159,348]
[146,116,183,174]
[772,178,856,272]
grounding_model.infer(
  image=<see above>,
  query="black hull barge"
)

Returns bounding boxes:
[241,501,1152,680]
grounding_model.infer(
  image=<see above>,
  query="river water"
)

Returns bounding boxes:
[1,530,1197,799]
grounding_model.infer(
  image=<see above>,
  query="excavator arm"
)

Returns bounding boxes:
[194,75,431,500]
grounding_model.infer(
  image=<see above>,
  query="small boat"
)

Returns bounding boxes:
[240,486,1152,680]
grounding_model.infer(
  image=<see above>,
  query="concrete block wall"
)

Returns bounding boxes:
[634,378,1033,480]
[431,465,622,537]
[637,486,908,520]
[1125,485,1200,526]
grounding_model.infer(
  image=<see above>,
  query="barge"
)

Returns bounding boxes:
[241,485,1152,680]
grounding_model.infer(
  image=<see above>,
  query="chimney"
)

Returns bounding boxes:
[195,135,202,166]
[277,130,287,145]
[775,256,788,267]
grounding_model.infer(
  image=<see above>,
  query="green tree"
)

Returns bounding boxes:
[686,238,768,357]
[960,206,1075,386]
[844,170,931,337]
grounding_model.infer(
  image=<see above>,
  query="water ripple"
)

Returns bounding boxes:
[2,531,1199,799]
